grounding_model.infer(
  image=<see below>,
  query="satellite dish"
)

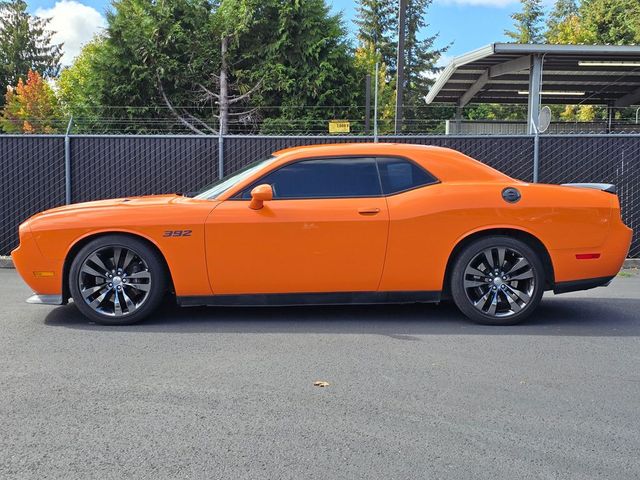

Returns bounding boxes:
[538,106,552,133]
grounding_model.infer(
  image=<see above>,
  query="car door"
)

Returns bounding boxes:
[205,157,389,295]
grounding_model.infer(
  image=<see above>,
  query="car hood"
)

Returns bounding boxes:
[33,194,183,217]
[26,195,220,227]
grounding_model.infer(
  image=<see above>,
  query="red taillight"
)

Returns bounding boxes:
[576,253,601,260]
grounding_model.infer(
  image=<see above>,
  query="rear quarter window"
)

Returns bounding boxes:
[376,157,438,195]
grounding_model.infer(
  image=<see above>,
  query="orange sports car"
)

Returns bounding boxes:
[12,143,632,326]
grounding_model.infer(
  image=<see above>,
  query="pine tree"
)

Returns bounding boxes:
[505,0,545,43]
[354,0,397,70]
[579,0,640,44]
[0,0,62,102]
[546,0,579,42]
[401,0,447,131]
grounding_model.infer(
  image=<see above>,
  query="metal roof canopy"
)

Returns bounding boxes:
[425,43,640,134]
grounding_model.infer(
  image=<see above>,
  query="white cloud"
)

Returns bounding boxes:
[36,0,106,66]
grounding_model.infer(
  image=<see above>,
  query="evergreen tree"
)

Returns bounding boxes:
[256,0,362,133]
[95,0,219,132]
[0,0,62,107]
[579,0,640,44]
[505,0,545,43]
[401,0,447,131]
[354,0,397,70]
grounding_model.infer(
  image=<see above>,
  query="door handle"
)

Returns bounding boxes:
[358,207,381,215]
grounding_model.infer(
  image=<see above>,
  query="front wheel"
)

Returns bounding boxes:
[450,236,545,325]
[69,235,168,325]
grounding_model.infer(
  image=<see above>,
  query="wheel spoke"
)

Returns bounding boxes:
[486,291,499,315]
[89,288,109,307]
[505,257,528,275]
[82,264,107,278]
[505,284,530,303]
[127,271,151,280]
[88,254,109,274]
[122,249,136,272]
[121,288,135,312]
[474,289,492,307]
[81,284,104,299]
[465,278,488,288]
[465,266,487,278]
[113,291,123,316]
[127,282,150,292]
[497,247,506,269]
[509,269,534,281]
[112,247,122,270]
[483,249,495,270]
[503,289,522,313]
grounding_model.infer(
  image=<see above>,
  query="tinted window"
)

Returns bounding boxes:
[377,157,437,194]
[241,157,382,199]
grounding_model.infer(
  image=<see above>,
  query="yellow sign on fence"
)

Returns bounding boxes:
[328,120,350,134]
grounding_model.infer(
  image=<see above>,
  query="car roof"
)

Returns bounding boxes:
[271,143,514,183]
[273,142,453,157]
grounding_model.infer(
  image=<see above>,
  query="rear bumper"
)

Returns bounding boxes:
[553,275,615,294]
[551,223,633,283]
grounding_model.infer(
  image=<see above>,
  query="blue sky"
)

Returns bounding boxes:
[28,0,525,66]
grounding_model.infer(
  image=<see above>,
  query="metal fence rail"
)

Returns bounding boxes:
[1,134,638,257]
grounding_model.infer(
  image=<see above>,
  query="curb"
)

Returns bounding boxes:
[1,255,639,270]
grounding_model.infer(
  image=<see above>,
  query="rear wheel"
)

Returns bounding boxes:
[69,235,167,325]
[451,236,545,325]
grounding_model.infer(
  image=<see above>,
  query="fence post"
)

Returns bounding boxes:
[218,131,224,179]
[533,132,539,183]
[64,117,73,204]
[373,62,379,143]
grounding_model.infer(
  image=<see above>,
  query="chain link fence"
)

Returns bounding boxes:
[1,134,638,257]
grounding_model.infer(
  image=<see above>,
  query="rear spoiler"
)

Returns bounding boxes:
[562,183,617,194]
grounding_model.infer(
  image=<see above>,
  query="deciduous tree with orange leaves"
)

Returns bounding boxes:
[1,70,61,133]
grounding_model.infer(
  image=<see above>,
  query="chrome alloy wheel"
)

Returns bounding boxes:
[78,246,152,317]
[463,246,535,318]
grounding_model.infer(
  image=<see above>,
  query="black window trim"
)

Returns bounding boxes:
[230,154,440,201]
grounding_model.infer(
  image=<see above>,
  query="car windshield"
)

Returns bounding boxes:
[192,157,277,200]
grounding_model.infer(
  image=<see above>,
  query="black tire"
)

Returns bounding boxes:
[450,236,545,325]
[69,234,168,325]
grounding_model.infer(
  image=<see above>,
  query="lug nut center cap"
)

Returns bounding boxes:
[112,276,122,287]
[493,277,503,287]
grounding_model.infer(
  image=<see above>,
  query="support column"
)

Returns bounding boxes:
[527,54,542,135]
[455,105,463,134]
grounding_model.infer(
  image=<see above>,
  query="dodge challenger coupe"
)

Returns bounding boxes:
[12,143,632,326]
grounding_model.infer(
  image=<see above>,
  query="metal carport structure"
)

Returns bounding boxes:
[425,43,640,135]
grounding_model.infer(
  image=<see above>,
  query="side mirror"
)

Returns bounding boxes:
[249,184,273,210]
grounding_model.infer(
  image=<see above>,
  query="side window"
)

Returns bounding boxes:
[240,157,382,199]
[376,157,437,195]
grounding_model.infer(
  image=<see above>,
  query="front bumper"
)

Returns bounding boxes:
[11,222,64,298]
[26,294,64,305]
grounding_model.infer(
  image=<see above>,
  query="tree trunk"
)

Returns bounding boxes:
[219,34,229,135]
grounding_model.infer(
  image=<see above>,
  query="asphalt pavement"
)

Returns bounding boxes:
[1,268,639,480]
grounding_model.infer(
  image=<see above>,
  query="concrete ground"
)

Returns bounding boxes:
[1,268,639,480]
